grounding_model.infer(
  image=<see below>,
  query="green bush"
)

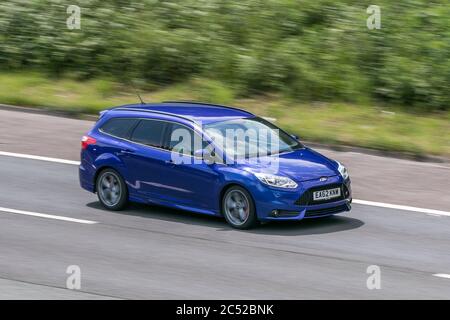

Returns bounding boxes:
[0,0,448,110]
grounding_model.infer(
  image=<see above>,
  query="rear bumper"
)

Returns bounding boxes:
[79,164,95,193]
[253,176,352,222]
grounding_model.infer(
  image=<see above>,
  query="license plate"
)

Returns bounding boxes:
[313,188,341,201]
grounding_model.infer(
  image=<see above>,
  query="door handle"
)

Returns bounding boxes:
[118,149,135,155]
[165,159,177,166]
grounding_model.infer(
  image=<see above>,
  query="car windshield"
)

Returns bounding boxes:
[203,117,303,159]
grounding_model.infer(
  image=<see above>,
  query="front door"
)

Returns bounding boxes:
[156,122,220,212]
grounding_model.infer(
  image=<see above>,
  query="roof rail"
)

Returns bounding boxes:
[112,107,196,123]
[162,100,252,115]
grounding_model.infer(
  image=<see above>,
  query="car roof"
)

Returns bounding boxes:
[106,101,255,125]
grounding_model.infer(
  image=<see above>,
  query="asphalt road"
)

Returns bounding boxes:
[0,108,449,299]
[0,155,449,299]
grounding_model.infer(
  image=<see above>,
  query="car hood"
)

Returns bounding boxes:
[235,148,338,182]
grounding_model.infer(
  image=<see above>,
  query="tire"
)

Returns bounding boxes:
[96,168,128,211]
[222,186,258,229]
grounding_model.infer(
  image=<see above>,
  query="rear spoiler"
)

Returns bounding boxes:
[98,109,109,120]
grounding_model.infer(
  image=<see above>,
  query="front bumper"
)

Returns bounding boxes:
[253,175,352,221]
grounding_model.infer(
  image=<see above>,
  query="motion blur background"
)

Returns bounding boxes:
[0,0,449,157]
[0,1,450,300]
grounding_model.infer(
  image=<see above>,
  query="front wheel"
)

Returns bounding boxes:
[96,168,128,211]
[222,186,258,229]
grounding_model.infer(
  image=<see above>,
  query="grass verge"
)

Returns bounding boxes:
[1,72,449,157]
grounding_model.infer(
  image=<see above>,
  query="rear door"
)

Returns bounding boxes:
[122,118,171,200]
[95,117,140,181]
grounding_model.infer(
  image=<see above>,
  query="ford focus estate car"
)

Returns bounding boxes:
[79,101,352,229]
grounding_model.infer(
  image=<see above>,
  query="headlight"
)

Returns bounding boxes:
[336,161,349,180]
[254,173,298,189]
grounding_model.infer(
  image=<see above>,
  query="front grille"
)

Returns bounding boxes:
[304,204,350,218]
[295,182,350,206]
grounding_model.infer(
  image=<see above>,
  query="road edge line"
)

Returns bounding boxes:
[0,207,97,224]
[1,150,449,217]
[0,151,80,165]
[433,274,450,279]
[353,199,450,217]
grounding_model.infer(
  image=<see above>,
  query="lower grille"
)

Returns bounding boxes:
[270,210,300,218]
[304,204,350,218]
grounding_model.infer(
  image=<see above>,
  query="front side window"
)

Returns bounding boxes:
[100,118,138,139]
[168,123,209,156]
[130,119,167,148]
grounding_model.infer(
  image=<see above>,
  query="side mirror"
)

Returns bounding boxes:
[194,149,214,164]
[290,134,299,140]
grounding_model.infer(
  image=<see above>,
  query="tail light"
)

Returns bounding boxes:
[81,136,97,150]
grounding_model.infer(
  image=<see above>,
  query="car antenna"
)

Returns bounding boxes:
[129,80,146,104]
[136,90,145,105]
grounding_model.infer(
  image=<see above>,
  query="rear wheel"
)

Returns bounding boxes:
[222,186,258,229]
[96,168,128,211]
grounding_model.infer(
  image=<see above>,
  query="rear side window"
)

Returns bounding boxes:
[100,118,138,139]
[131,119,167,148]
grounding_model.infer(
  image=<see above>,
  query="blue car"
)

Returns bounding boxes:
[79,101,352,229]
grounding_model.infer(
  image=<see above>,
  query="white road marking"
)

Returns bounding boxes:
[262,117,277,122]
[353,199,450,217]
[426,213,443,217]
[1,151,449,217]
[0,207,97,224]
[0,151,80,165]
[433,274,450,279]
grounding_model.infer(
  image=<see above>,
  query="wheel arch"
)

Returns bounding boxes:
[92,152,127,192]
[93,165,122,193]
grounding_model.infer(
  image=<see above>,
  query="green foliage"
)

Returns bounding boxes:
[0,0,449,110]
